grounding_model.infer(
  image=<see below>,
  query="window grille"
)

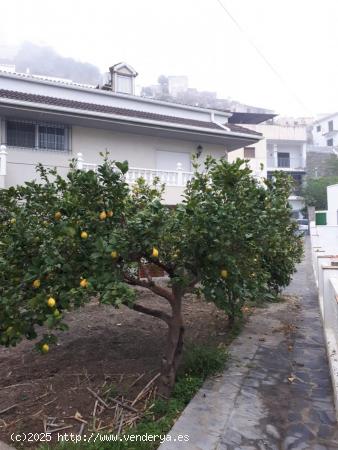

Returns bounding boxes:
[7,120,35,148]
[5,119,70,152]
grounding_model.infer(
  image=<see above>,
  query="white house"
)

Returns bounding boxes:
[228,117,307,217]
[312,113,338,148]
[0,62,262,204]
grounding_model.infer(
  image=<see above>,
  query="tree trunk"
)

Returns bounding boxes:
[158,286,184,396]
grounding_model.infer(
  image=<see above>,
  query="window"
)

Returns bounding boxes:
[116,75,133,94]
[328,120,334,132]
[244,147,255,158]
[327,138,334,146]
[6,119,70,151]
[316,125,321,132]
[7,120,35,148]
[277,152,290,168]
[39,125,66,151]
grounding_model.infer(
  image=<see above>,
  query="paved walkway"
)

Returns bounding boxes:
[160,238,338,450]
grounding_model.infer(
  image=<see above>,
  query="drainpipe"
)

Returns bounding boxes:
[0,145,7,189]
[210,111,230,131]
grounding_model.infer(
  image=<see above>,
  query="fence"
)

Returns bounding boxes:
[76,153,193,187]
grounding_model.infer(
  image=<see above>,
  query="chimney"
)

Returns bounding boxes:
[103,62,138,95]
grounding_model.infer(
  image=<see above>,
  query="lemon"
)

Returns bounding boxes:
[111,250,118,259]
[99,211,107,221]
[152,247,159,258]
[220,269,228,279]
[81,231,89,239]
[47,297,56,308]
[41,343,49,353]
[80,278,88,288]
[10,218,16,224]
[53,309,61,318]
[33,279,41,289]
[107,210,113,217]
[54,211,62,220]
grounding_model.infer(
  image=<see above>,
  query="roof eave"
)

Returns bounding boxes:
[0,98,260,142]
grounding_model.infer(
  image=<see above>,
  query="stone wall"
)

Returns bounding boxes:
[306,149,337,178]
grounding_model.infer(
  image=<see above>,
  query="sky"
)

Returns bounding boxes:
[0,0,337,117]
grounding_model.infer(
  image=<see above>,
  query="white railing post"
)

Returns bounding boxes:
[176,162,183,186]
[0,144,7,188]
[76,152,84,170]
[273,144,278,167]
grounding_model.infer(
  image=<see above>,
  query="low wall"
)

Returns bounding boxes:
[310,222,338,419]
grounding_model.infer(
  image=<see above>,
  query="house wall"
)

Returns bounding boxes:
[327,184,338,226]
[72,125,226,168]
[313,114,338,147]
[256,123,307,141]
[1,123,226,204]
[227,138,267,178]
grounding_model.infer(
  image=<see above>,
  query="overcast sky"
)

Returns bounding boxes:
[1,0,337,117]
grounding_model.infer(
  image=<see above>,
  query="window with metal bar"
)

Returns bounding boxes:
[39,125,65,151]
[6,119,70,151]
[7,121,35,148]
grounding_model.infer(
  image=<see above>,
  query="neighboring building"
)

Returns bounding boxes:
[228,116,307,217]
[0,62,262,204]
[226,112,276,179]
[312,113,338,148]
[168,76,188,97]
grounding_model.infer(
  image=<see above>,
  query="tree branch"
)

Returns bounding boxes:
[148,257,175,277]
[132,303,171,324]
[123,272,174,305]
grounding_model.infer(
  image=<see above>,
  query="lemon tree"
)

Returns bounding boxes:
[0,156,302,394]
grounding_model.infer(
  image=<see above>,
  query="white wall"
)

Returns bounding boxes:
[72,126,226,169]
[227,137,267,178]
[255,123,307,141]
[327,184,338,226]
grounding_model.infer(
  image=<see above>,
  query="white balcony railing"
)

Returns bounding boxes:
[78,154,193,187]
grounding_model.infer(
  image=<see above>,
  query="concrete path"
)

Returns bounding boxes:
[160,238,338,450]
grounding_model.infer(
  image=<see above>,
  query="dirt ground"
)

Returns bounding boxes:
[0,286,231,448]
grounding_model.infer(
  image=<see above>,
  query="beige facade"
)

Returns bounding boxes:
[227,135,267,178]
[1,124,227,204]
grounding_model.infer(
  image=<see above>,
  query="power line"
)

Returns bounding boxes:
[215,0,313,115]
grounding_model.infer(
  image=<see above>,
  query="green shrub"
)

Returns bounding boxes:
[182,344,229,379]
